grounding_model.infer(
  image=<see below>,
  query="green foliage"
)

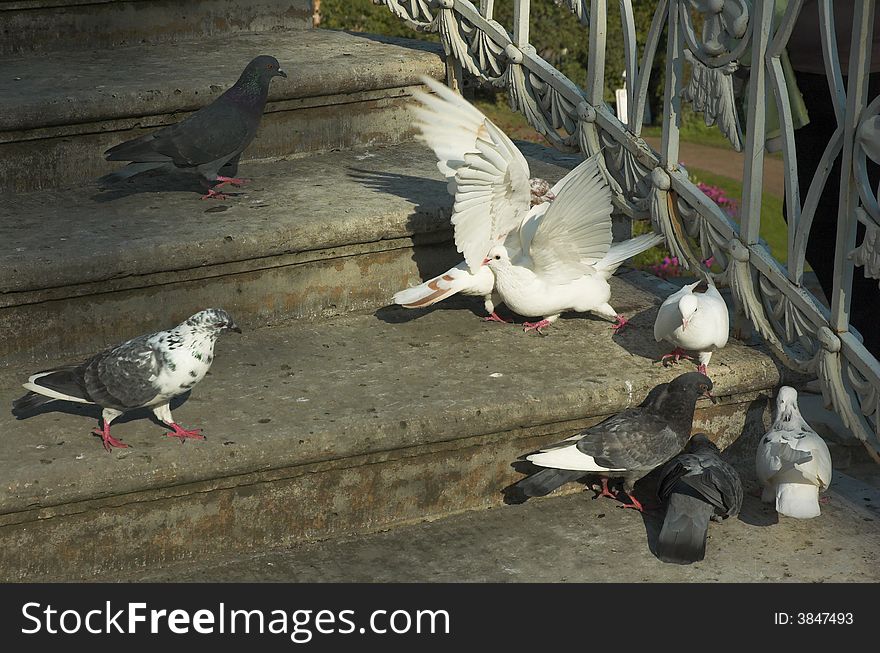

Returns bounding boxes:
[318,0,668,116]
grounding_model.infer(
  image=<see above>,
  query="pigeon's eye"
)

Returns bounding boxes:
[494,255,501,260]
[267,64,274,69]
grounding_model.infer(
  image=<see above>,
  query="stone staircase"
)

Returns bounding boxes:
[0,1,800,580]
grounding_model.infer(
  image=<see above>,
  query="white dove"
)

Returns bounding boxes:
[654,278,729,375]
[392,75,561,322]
[756,386,833,519]
[395,76,663,331]
[392,178,557,323]
[483,156,664,333]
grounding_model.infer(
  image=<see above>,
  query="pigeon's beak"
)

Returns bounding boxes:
[482,257,491,266]
[229,323,243,334]
[277,69,287,79]
[704,389,717,404]
[680,317,689,331]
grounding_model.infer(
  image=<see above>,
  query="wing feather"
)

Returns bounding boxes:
[413,76,532,272]
[527,155,614,283]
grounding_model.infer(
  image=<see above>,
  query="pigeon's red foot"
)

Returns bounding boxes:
[215,175,249,186]
[201,188,229,200]
[617,491,646,512]
[592,478,617,501]
[92,424,129,452]
[163,423,205,442]
[697,363,708,376]
[483,312,510,324]
[611,314,630,334]
[523,319,552,334]
[660,347,692,367]
[819,496,831,505]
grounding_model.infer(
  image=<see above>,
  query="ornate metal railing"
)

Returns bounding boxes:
[379,0,880,462]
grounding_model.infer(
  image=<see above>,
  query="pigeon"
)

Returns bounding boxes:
[392,179,556,323]
[656,433,743,564]
[402,76,664,332]
[654,277,729,375]
[756,386,832,518]
[101,56,286,199]
[12,309,241,451]
[507,372,715,511]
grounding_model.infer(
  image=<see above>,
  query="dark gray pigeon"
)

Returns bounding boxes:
[101,55,286,199]
[506,372,714,511]
[656,433,742,564]
[12,309,241,451]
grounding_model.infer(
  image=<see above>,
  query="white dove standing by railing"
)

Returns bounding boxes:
[756,386,833,519]
[395,76,663,334]
[653,278,730,375]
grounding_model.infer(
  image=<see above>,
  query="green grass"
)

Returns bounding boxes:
[688,167,788,264]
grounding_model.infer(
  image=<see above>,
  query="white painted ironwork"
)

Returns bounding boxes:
[378,0,880,462]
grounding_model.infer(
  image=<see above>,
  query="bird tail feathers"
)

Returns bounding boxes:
[12,391,55,413]
[506,468,585,503]
[392,266,476,308]
[775,483,821,519]
[657,493,714,564]
[20,368,90,405]
[596,233,665,276]
[99,161,167,186]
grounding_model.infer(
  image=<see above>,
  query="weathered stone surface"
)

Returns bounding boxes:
[118,472,880,583]
[0,30,444,191]
[0,141,580,363]
[0,0,314,55]
[0,271,797,580]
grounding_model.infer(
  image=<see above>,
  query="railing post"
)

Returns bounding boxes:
[659,0,682,169]
[513,0,529,48]
[586,0,606,105]
[831,0,876,333]
[739,0,773,246]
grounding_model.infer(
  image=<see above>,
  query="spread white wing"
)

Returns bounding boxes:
[412,76,532,273]
[525,155,614,284]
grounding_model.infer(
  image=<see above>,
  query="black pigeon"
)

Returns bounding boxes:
[12,309,241,451]
[101,55,286,198]
[656,433,743,564]
[506,372,714,511]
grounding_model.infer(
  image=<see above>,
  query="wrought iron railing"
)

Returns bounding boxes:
[379,0,880,462]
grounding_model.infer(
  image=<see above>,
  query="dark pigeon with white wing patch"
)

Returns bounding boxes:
[506,372,714,511]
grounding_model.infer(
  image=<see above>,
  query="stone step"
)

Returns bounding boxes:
[0,270,794,580]
[0,140,579,365]
[0,0,313,55]
[0,29,444,192]
[116,472,880,582]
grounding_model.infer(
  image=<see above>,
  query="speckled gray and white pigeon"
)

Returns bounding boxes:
[507,372,714,511]
[101,55,286,199]
[12,309,241,451]
[656,433,742,564]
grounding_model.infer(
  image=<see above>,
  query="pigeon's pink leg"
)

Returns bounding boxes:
[611,314,630,334]
[200,188,229,200]
[163,423,205,442]
[483,312,511,324]
[593,478,617,500]
[697,363,709,376]
[660,347,693,367]
[92,423,129,452]
[617,491,646,512]
[820,496,831,505]
[215,175,249,186]
[523,319,552,334]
